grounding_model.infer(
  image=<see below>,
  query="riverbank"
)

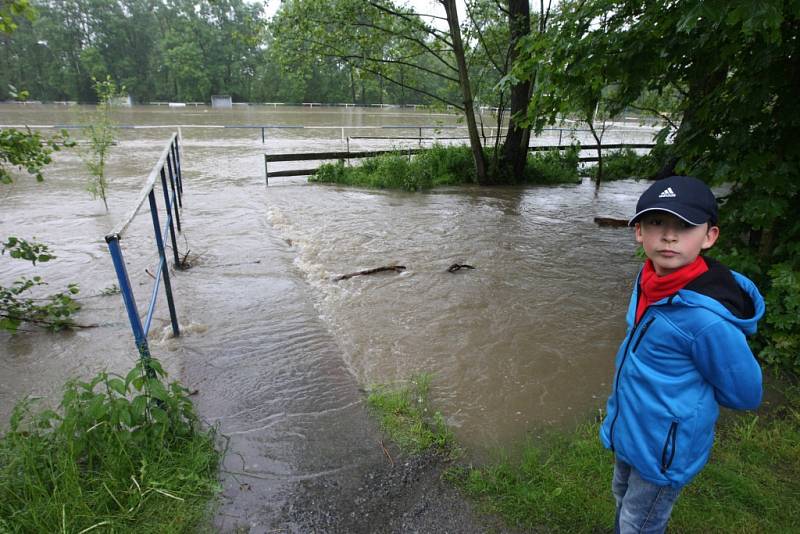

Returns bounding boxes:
[367,376,800,533]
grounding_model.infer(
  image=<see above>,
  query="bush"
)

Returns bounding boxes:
[585,143,676,181]
[311,145,475,191]
[523,145,581,184]
[311,144,581,190]
[756,263,800,374]
[0,359,220,533]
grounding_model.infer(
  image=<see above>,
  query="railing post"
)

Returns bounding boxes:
[168,146,182,210]
[160,168,182,268]
[264,154,269,186]
[174,134,184,199]
[148,191,180,338]
[105,234,154,374]
[262,127,265,144]
[166,156,182,232]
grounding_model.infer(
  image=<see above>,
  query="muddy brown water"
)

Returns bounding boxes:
[1,104,658,530]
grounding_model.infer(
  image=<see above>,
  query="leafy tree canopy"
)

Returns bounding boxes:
[516,0,800,373]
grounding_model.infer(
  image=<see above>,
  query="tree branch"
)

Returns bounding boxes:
[339,19,458,74]
[313,46,460,84]
[465,1,505,74]
[339,56,463,110]
[366,1,453,48]
[628,103,678,130]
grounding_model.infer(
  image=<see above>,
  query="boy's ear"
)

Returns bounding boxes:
[702,225,720,250]
[634,222,644,244]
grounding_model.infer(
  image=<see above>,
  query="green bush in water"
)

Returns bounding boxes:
[585,143,676,181]
[523,144,581,184]
[311,145,476,191]
[0,359,220,533]
[312,143,580,190]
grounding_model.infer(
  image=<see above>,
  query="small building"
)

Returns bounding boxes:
[211,95,233,109]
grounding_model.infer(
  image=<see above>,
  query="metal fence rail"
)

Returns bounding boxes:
[105,132,185,367]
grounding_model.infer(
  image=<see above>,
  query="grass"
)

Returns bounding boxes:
[0,359,220,533]
[365,373,456,455]
[309,144,581,191]
[451,384,800,533]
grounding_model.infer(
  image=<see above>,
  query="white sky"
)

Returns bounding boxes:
[263,0,466,27]
[263,1,558,26]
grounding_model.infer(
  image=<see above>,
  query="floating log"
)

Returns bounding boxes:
[447,263,475,273]
[334,265,406,281]
[594,217,629,228]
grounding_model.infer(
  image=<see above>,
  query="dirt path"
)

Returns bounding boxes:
[175,185,513,533]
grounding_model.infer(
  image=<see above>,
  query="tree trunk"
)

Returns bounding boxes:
[441,0,488,184]
[588,118,603,192]
[502,0,533,180]
[349,66,356,104]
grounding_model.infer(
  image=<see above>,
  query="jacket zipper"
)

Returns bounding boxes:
[608,316,655,451]
[660,421,679,473]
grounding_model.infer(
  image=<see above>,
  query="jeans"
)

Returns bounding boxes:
[612,458,682,534]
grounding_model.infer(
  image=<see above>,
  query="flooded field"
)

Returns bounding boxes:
[0,104,655,453]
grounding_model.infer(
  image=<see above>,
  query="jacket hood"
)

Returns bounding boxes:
[628,257,765,336]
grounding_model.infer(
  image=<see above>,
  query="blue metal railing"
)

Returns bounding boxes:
[105,132,185,367]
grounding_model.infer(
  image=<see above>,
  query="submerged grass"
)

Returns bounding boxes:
[310,144,581,191]
[0,359,220,533]
[453,384,800,533]
[366,373,456,455]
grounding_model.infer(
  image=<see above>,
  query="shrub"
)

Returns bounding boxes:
[0,359,220,533]
[523,144,581,184]
[585,142,675,181]
[311,145,475,191]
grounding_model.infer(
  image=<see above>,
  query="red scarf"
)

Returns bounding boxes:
[635,256,708,323]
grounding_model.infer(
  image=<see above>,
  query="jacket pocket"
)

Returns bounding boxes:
[660,421,679,473]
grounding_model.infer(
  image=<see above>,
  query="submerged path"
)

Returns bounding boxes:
[173,181,505,533]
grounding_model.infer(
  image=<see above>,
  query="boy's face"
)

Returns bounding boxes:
[635,212,719,276]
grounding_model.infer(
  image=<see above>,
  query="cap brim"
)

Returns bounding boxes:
[628,206,709,227]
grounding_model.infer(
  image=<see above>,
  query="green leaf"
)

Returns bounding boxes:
[125,365,143,387]
[107,378,127,396]
[150,406,168,425]
[146,379,169,402]
[131,395,149,422]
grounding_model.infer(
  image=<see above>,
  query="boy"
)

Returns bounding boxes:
[600,175,765,533]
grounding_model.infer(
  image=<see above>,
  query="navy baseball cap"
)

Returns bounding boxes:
[628,175,718,227]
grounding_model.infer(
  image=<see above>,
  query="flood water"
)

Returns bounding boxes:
[0,104,657,456]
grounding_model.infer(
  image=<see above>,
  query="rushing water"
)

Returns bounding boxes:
[1,104,657,457]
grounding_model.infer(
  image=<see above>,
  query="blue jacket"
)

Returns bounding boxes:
[600,257,765,488]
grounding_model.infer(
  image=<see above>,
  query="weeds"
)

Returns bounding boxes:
[0,358,220,533]
[366,373,456,455]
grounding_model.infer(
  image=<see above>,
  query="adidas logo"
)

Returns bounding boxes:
[658,187,676,198]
